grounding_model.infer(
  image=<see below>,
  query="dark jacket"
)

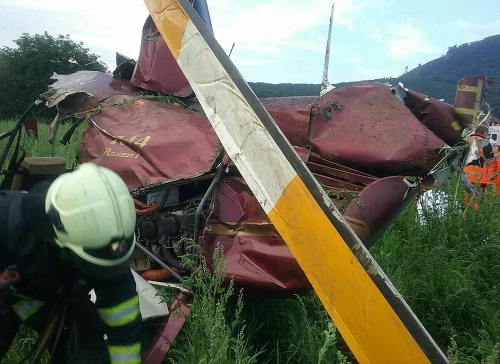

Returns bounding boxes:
[0,185,141,364]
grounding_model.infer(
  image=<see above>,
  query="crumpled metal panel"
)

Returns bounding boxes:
[344,176,416,246]
[130,16,193,98]
[402,88,464,146]
[78,95,220,189]
[199,176,311,293]
[305,151,377,192]
[41,71,136,108]
[38,71,463,291]
[198,157,413,292]
[260,97,318,147]
[454,74,488,126]
[309,83,447,176]
[33,12,491,297]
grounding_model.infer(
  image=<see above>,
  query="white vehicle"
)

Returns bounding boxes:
[489,125,500,146]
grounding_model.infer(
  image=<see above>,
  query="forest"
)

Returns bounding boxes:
[249,34,500,116]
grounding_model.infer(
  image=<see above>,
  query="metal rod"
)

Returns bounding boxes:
[228,42,235,57]
[194,164,223,244]
[320,3,335,96]
[135,241,185,283]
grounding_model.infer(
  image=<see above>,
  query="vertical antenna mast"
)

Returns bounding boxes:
[228,42,236,57]
[320,3,335,96]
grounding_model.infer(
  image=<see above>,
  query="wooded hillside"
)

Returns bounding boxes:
[249,34,500,116]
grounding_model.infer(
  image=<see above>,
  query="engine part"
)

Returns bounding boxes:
[138,217,159,242]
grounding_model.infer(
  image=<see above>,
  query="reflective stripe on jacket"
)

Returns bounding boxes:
[12,297,45,321]
[463,164,492,184]
[98,295,140,328]
[108,342,141,364]
[93,269,142,364]
[0,188,142,363]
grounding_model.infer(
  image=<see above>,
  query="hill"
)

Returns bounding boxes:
[249,34,500,116]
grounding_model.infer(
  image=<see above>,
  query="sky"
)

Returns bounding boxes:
[0,0,499,85]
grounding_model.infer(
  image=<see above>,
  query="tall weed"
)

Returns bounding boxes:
[167,245,259,364]
[372,180,500,362]
[2,117,498,362]
[2,326,49,364]
[243,293,351,363]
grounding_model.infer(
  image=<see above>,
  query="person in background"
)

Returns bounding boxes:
[0,163,141,364]
[490,142,500,194]
[463,125,495,209]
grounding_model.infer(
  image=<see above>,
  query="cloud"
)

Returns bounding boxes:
[456,20,474,30]
[378,22,441,60]
[207,0,397,83]
[232,56,274,68]
[1,0,149,68]
[3,0,144,17]
[210,0,330,51]
[354,66,399,79]
[209,0,392,56]
[454,19,500,33]
[8,0,491,84]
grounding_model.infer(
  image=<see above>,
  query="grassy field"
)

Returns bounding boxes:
[0,118,498,363]
[149,182,500,364]
[0,118,84,172]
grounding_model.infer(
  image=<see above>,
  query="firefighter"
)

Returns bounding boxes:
[463,125,494,208]
[0,163,141,363]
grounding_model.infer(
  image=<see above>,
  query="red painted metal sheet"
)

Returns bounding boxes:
[78,95,220,189]
[307,160,376,187]
[200,177,311,293]
[142,292,192,364]
[199,172,410,291]
[39,70,461,293]
[130,16,193,98]
[403,88,464,146]
[453,74,488,126]
[309,83,447,176]
[344,176,415,247]
[260,97,316,147]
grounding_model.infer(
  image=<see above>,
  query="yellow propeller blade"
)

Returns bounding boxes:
[143,1,448,362]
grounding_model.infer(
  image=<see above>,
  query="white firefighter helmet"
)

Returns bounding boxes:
[45,163,136,267]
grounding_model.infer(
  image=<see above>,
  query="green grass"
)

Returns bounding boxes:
[1,117,498,363]
[164,244,260,364]
[163,180,499,363]
[240,294,351,363]
[1,326,50,364]
[372,181,500,363]
[0,118,85,171]
[164,244,350,364]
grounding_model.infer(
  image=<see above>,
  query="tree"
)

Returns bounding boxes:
[0,32,107,119]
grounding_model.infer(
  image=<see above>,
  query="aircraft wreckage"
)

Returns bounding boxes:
[0,0,494,362]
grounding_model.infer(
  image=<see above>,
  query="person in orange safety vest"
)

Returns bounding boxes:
[463,125,494,191]
[490,143,500,194]
[463,125,494,209]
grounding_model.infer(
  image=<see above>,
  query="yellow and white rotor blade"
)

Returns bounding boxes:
[143,1,448,363]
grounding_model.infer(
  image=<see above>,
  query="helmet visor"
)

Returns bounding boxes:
[83,236,135,262]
